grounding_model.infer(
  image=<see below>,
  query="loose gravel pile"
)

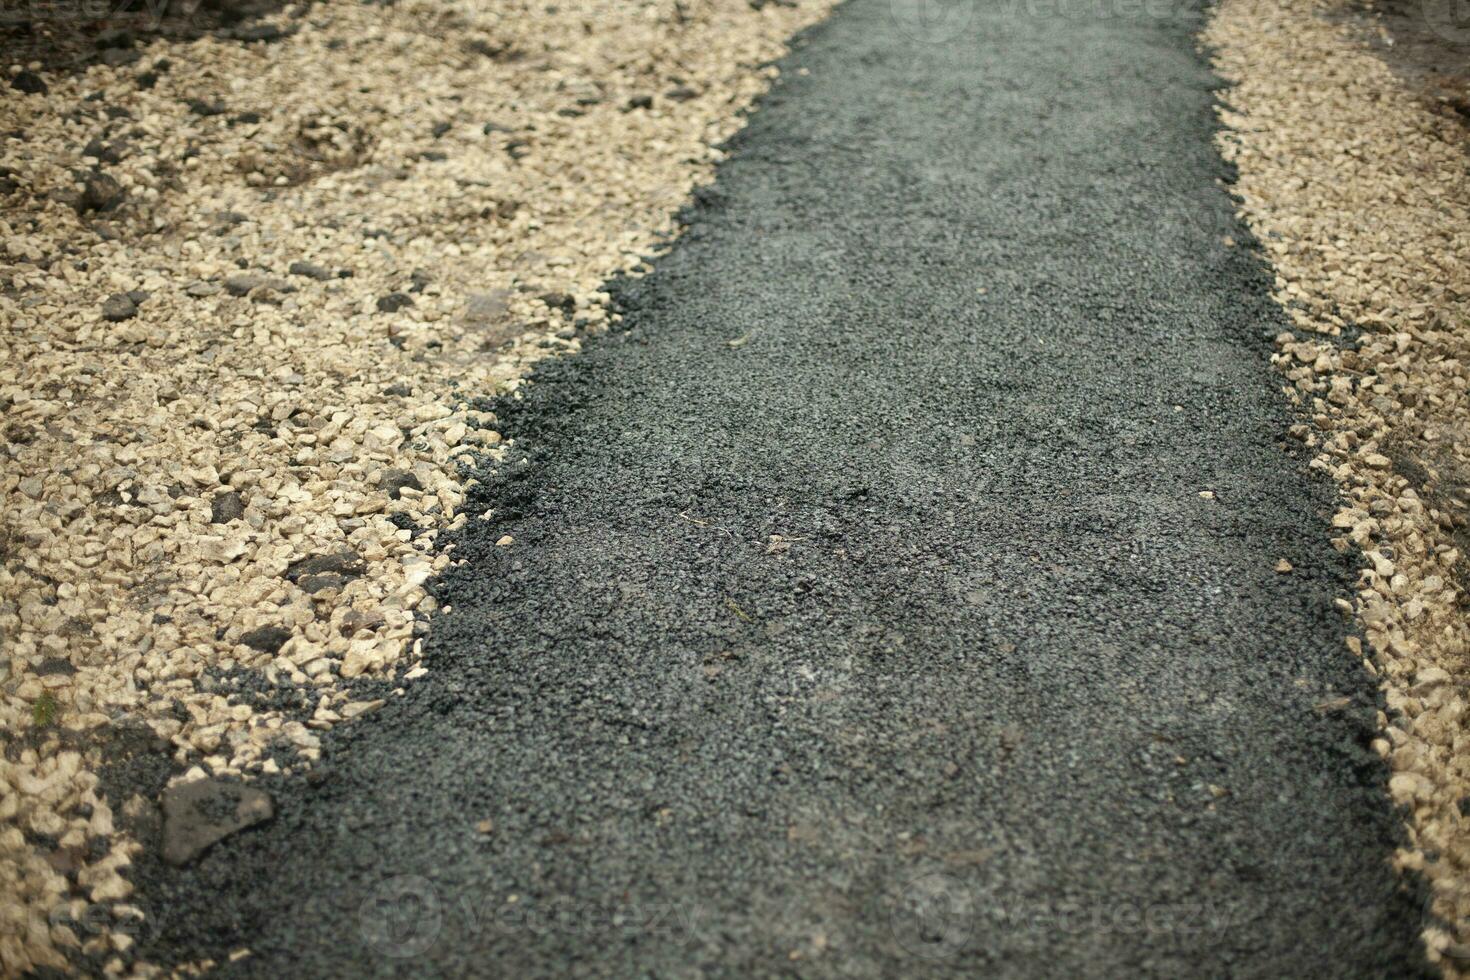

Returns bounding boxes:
[1206,0,1470,970]
[0,0,834,972]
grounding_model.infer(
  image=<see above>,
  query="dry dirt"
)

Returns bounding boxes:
[1206,0,1470,969]
[0,0,836,972]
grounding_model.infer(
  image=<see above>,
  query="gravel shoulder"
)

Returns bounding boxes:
[124,0,1428,974]
[0,1,835,972]
[1205,0,1470,969]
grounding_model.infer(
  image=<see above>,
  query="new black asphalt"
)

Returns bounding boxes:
[135,0,1429,974]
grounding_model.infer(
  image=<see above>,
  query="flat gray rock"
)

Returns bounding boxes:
[160,779,273,866]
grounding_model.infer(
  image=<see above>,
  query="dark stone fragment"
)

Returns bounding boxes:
[11,71,47,95]
[378,468,423,499]
[376,292,413,313]
[463,37,517,60]
[101,293,137,322]
[224,274,292,298]
[540,291,575,313]
[210,490,245,524]
[288,260,335,280]
[160,779,273,865]
[285,550,365,584]
[224,274,262,297]
[298,573,345,594]
[78,173,124,213]
[240,625,291,653]
[232,23,289,42]
[83,137,129,164]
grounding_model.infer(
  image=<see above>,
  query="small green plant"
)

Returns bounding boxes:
[32,691,58,729]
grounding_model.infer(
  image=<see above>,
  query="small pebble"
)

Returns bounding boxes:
[78,173,124,213]
[101,293,138,321]
[210,491,245,524]
[11,70,48,94]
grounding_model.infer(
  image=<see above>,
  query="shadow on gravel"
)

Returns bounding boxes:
[0,0,309,76]
[1341,0,1470,128]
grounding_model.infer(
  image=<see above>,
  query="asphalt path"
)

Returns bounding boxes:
[137,0,1429,974]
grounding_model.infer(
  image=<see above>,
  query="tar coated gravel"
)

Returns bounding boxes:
[0,1,834,971]
[128,0,1431,975]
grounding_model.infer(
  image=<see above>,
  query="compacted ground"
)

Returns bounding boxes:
[125,0,1432,975]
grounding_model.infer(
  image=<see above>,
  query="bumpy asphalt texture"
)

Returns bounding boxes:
[135,0,1430,975]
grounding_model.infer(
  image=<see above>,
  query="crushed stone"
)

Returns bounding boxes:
[1206,0,1470,969]
[0,0,835,972]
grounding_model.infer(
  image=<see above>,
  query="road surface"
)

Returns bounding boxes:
[136,0,1429,974]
